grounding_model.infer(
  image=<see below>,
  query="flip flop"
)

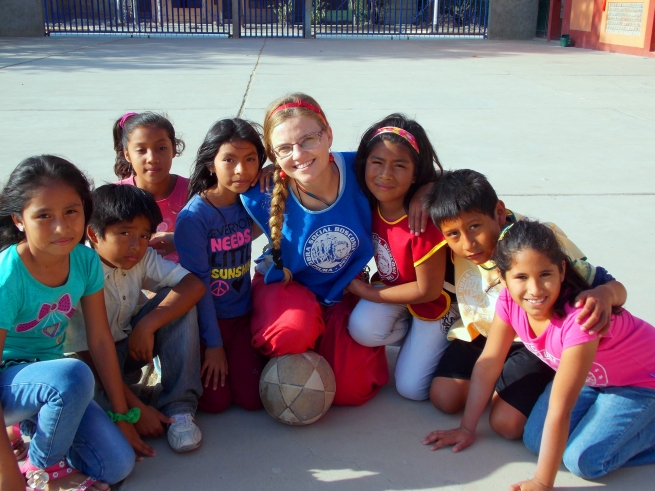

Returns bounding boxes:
[20,457,109,491]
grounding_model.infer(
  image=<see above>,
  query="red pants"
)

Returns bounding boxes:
[251,274,389,406]
[198,312,267,413]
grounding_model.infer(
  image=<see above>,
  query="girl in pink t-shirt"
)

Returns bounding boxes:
[113,111,188,262]
[423,220,655,490]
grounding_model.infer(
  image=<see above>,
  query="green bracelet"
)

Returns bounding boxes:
[106,407,141,424]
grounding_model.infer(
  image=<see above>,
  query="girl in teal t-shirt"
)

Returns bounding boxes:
[0,156,137,490]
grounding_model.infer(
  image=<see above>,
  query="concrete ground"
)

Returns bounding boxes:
[1,36,654,490]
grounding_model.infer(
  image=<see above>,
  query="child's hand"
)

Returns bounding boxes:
[574,287,612,336]
[116,420,157,459]
[134,405,173,438]
[255,165,274,192]
[422,426,475,453]
[346,278,371,298]
[408,182,433,236]
[509,478,553,491]
[149,232,176,257]
[128,322,156,363]
[202,346,228,390]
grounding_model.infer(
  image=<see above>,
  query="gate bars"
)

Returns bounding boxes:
[43,0,488,38]
[43,0,232,36]
[314,0,489,37]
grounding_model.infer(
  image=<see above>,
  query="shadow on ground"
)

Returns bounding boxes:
[0,37,605,73]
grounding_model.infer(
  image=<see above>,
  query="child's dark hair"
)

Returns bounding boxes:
[113,112,185,179]
[426,169,499,228]
[88,184,163,239]
[493,220,594,318]
[355,113,442,211]
[187,118,266,202]
[0,155,93,251]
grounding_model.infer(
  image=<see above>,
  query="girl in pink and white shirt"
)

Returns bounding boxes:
[113,111,188,262]
[424,220,655,491]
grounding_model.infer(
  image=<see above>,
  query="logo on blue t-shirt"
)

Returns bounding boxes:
[304,225,359,274]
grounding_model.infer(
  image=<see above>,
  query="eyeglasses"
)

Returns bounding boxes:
[272,131,324,159]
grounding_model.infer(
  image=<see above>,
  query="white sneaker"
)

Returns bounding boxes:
[167,413,202,453]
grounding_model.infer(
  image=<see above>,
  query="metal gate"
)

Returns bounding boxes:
[43,0,487,37]
[43,0,232,35]
[313,0,489,37]
[240,0,304,37]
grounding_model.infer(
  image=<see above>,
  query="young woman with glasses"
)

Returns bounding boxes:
[240,93,390,406]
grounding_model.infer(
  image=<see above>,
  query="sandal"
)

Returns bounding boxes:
[9,423,28,461]
[20,457,109,491]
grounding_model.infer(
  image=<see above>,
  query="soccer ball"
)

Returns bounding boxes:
[259,351,336,425]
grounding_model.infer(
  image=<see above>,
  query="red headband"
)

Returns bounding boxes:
[269,100,327,124]
[371,126,420,154]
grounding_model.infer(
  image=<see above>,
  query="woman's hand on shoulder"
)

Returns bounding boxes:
[422,426,475,453]
[408,182,433,236]
[509,478,553,491]
[202,346,228,390]
[149,232,176,257]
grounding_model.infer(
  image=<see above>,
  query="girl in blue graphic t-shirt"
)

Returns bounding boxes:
[175,119,268,414]
[0,156,138,490]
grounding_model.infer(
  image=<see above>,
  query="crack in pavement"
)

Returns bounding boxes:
[238,39,266,118]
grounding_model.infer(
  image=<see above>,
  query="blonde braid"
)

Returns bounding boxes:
[263,93,327,284]
[268,165,292,282]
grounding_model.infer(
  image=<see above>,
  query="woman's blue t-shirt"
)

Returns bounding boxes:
[241,151,373,305]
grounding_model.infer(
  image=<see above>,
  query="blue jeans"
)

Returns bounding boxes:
[114,288,202,417]
[524,381,655,479]
[0,358,134,483]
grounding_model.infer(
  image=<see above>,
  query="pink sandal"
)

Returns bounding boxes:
[20,457,104,491]
[10,423,28,461]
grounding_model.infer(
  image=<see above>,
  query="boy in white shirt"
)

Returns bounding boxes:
[66,184,205,454]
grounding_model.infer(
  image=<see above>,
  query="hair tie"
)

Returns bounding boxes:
[371,126,420,154]
[498,223,514,242]
[269,101,327,125]
[118,112,138,129]
[106,408,140,424]
[271,247,284,270]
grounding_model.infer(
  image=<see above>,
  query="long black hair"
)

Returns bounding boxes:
[493,220,593,318]
[187,118,266,202]
[0,155,93,251]
[354,113,442,211]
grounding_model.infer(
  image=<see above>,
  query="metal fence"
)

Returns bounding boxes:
[242,0,304,37]
[43,0,232,35]
[43,0,488,37]
[313,0,488,37]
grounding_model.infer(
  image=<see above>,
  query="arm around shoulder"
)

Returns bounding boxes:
[575,279,626,335]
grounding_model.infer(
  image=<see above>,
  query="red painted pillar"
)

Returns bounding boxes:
[547,0,563,41]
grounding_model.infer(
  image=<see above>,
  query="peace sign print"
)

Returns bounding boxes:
[211,280,229,297]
